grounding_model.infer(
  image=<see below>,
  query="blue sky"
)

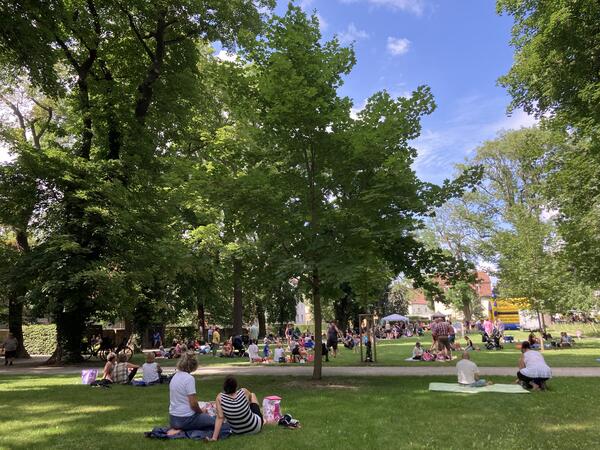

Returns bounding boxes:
[283,0,536,184]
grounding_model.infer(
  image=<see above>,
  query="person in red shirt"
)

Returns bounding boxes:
[430,316,452,360]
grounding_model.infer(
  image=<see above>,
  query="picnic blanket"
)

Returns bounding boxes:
[144,425,231,441]
[428,382,529,394]
[404,356,458,362]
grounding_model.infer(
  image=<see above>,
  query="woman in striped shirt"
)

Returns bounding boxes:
[209,376,263,441]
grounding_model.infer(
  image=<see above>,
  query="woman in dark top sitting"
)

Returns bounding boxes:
[210,376,263,441]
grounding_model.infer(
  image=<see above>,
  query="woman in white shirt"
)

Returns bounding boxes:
[517,341,552,390]
[248,340,261,362]
[167,352,215,433]
[142,352,162,385]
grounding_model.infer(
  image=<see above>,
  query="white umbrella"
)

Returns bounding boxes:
[381,314,410,322]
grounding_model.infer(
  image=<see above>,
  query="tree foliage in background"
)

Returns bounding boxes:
[228,6,479,378]
[498,0,600,289]
[0,0,273,362]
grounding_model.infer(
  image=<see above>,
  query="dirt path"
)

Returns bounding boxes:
[2,357,600,377]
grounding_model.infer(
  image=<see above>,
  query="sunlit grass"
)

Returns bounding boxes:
[1,374,600,449]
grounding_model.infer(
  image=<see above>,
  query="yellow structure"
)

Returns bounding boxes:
[488,298,528,330]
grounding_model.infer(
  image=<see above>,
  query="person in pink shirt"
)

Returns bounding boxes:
[483,319,493,336]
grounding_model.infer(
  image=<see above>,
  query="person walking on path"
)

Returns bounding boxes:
[431,317,452,360]
[2,333,18,366]
[517,341,552,390]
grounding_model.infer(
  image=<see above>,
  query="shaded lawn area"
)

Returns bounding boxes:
[84,332,600,370]
[1,374,599,449]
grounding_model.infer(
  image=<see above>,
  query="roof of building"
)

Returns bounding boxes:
[407,271,493,304]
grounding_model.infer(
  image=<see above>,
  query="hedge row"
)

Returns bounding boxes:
[23,324,57,355]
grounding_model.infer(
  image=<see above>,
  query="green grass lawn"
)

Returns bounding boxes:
[118,331,600,369]
[1,374,599,449]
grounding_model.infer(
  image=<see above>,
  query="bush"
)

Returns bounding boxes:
[23,325,57,355]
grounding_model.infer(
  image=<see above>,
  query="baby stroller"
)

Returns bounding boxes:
[232,335,246,357]
[483,330,503,350]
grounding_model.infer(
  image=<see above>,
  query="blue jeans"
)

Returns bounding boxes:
[170,413,215,431]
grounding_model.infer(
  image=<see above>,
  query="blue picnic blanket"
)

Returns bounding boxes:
[144,425,232,441]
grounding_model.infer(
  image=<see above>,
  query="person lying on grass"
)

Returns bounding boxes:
[456,351,492,387]
[167,352,215,435]
[209,375,263,441]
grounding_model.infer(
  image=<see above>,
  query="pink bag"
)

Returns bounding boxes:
[81,369,98,385]
[262,395,282,423]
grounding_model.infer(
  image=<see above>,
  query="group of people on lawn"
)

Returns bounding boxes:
[167,353,263,441]
[453,340,553,390]
[94,351,263,441]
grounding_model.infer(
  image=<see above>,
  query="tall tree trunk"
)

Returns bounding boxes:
[197,301,206,341]
[8,296,29,358]
[46,305,85,364]
[257,303,266,338]
[312,267,322,380]
[10,229,31,358]
[232,257,243,336]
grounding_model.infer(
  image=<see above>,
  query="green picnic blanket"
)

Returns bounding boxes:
[428,382,529,394]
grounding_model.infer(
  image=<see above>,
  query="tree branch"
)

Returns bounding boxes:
[121,5,156,61]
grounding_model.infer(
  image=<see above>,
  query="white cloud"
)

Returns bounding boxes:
[316,13,328,31]
[412,95,539,183]
[387,37,411,55]
[0,147,12,163]
[339,0,426,16]
[338,23,369,44]
[298,0,315,8]
[215,50,238,62]
[350,99,368,120]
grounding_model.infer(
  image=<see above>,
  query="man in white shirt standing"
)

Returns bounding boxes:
[456,352,491,387]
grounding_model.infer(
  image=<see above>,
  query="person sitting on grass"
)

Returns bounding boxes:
[411,342,424,360]
[112,353,139,385]
[167,352,215,434]
[528,332,541,349]
[273,342,285,363]
[517,341,552,390]
[559,332,573,348]
[456,351,492,387]
[92,352,117,386]
[142,352,163,385]
[464,336,480,351]
[172,340,183,358]
[221,339,233,358]
[343,332,355,350]
[210,375,262,441]
[248,340,261,363]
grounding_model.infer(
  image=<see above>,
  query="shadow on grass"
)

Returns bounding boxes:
[1,374,600,449]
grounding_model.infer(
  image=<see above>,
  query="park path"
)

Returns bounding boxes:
[2,356,600,377]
